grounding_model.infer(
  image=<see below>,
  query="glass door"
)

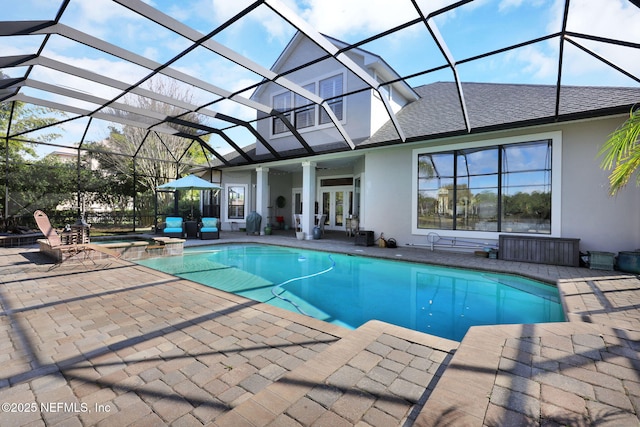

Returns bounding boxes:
[292,188,302,231]
[334,191,344,227]
[321,189,352,230]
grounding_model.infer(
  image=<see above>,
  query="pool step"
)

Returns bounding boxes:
[213,320,458,427]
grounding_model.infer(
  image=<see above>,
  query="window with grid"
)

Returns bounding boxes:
[319,74,343,124]
[272,91,291,134]
[227,185,246,220]
[294,83,315,129]
[417,140,551,233]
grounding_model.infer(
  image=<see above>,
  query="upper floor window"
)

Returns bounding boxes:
[271,74,344,135]
[319,74,343,124]
[294,83,315,129]
[272,92,291,135]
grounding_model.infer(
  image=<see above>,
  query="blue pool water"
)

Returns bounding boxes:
[137,244,564,341]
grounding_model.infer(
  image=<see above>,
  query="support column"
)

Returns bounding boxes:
[301,161,316,239]
[256,167,269,232]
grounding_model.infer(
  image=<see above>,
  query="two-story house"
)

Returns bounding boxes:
[214,32,640,254]
[219,32,419,235]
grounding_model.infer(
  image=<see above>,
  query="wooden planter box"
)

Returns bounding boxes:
[498,235,580,266]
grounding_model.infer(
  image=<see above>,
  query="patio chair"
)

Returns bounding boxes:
[163,217,184,238]
[33,210,120,265]
[199,217,220,239]
[316,214,327,235]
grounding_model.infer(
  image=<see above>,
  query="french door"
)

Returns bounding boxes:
[321,188,352,230]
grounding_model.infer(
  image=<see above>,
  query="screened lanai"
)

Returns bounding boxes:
[2,0,639,233]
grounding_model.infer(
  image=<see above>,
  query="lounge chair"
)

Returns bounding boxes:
[33,210,121,265]
[199,217,219,239]
[163,217,184,238]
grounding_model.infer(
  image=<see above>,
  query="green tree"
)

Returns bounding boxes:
[92,79,209,194]
[88,79,211,225]
[1,103,61,161]
[1,72,62,157]
[18,156,78,213]
[599,107,640,196]
[80,150,135,216]
[2,72,65,228]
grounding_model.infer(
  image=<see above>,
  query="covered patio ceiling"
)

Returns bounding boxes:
[1,0,639,169]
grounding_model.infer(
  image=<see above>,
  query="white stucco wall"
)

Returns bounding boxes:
[362,117,640,253]
[560,117,640,252]
[219,171,254,231]
[362,146,413,241]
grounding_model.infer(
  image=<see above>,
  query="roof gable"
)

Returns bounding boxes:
[251,32,418,102]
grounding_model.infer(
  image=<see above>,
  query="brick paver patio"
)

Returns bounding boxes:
[0,233,638,426]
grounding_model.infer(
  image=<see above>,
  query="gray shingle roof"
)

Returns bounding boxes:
[362,82,640,147]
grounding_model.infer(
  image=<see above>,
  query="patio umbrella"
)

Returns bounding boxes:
[157,175,222,217]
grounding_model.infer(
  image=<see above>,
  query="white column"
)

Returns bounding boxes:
[301,161,316,239]
[256,167,269,232]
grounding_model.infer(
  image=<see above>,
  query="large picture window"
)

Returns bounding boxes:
[417,140,551,234]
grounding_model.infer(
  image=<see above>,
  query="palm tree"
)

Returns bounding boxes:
[599,106,640,196]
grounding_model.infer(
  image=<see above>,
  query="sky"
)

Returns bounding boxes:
[2,0,640,154]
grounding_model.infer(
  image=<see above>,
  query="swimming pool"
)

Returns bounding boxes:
[137,244,564,341]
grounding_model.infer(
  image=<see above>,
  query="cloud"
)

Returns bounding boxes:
[506,44,558,82]
[550,0,640,84]
[499,0,525,9]
[206,0,433,42]
[202,0,640,89]
[297,0,418,38]
[498,0,546,12]
[209,0,257,24]
[66,0,146,37]
[565,0,640,40]
[485,0,640,86]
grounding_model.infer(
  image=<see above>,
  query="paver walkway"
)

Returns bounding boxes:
[0,235,638,426]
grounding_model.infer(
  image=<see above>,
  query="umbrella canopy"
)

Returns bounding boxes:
[157,175,222,218]
[157,174,222,191]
